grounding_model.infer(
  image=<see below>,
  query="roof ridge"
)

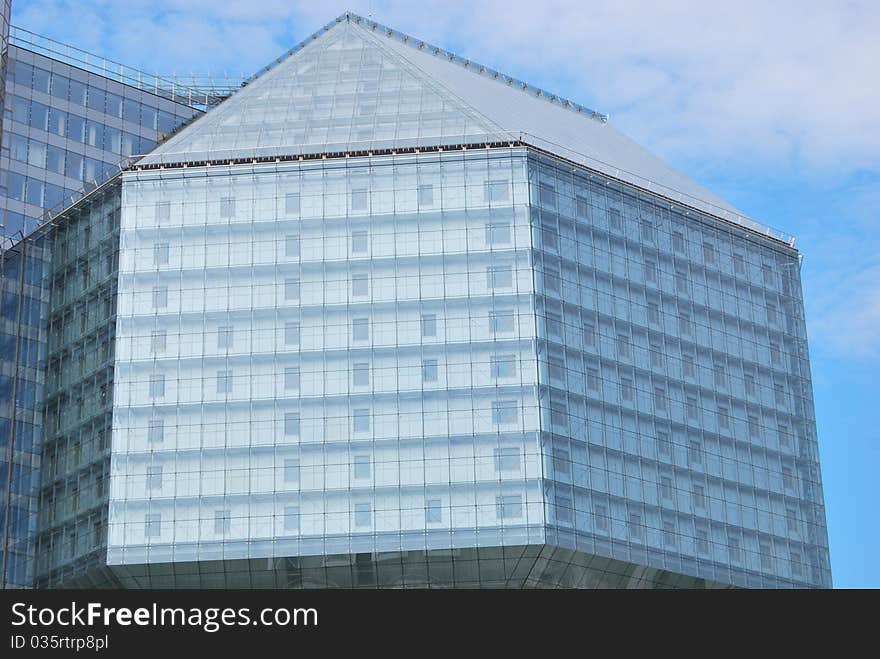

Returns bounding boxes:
[245,11,608,124]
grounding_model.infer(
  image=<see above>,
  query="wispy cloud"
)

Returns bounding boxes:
[15,1,880,173]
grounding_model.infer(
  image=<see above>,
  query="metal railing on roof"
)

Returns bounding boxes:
[8,25,246,109]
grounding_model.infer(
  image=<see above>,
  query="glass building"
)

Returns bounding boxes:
[0,0,227,588]
[2,12,831,588]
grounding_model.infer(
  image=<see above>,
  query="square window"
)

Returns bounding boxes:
[353,455,371,479]
[545,311,562,337]
[154,201,170,222]
[485,179,509,203]
[660,475,673,499]
[422,359,438,383]
[353,362,370,387]
[491,354,516,379]
[216,370,232,394]
[575,195,589,219]
[152,286,168,309]
[672,231,685,253]
[146,465,162,490]
[775,382,786,406]
[284,366,300,390]
[487,264,513,289]
[283,506,300,532]
[284,412,300,436]
[628,513,643,540]
[640,220,654,242]
[147,418,164,443]
[550,401,568,429]
[283,321,301,347]
[496,495,522,519]
[657,430,672,456]
[682,353,695,377]
[695,528,709,554]
[149,374,165,398]
[153,242,169,266]
[647,302,660,324]
[608,208,622,231]
[283,458,300,483]
[744,373,756,397]
[284,278,300,301]
[351,230,369,254]
[718,406,730,430]
[217,326,233,349]
[644,258,658,284]
[556,494,573,524]
[662,520,676,547]
[220,197,235,218]
[539,182,557,208]
[778,424,790,448]
[352,273,369,297]
[486,222,512,245]
[653,387,666,411]
[351,188,368,211]
[494,447,520,471]
[791,552,803,577]
[650,343,663,368]
[686,396,699,420]
[552,448,571,476]
[714,364,726,387]
[150,329,166,353]
[144,513,161,538]
[354,502,372,527]
[492,400,518,424]
[489,309,514,334]
[421,314,437,337]
[748,414,760,437]
[620,377,634,402]
[733,253,745,275]
[728,537,742,562]
[586,366,600,392]
[678,313,691,335]
[352,317,369,341]
[693,484,706,508]
[703,243,716,264]
[594,503,609,532]
[583,322,596,347]
[214,509,231,535]
[285,192,300,215]
[425,499,442,523]
[353,408,370,433]
[616,333,630,358]
[786,507,798,532]
[782,465,794,490]
[688,440,702,465]
[418,184,434,206]
[285,234,301,258]
[542,225,559,251]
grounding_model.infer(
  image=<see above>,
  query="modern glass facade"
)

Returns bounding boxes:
[1,11,831,588]
[0,44,200,240]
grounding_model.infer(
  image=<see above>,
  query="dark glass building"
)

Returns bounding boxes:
[2,12,831,589]
[0,0,223,588]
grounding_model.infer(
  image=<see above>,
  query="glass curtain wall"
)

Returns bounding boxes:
[109,148,544,572]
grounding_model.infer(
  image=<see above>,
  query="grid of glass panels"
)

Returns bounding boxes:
[109,148,544,566]
[140,19,502,166]
[1,45,199,239]
[529,153,831,588]
[28,181,121,587]
[0,229,49,588]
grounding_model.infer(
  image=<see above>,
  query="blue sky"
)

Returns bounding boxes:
[14,1,879,587]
